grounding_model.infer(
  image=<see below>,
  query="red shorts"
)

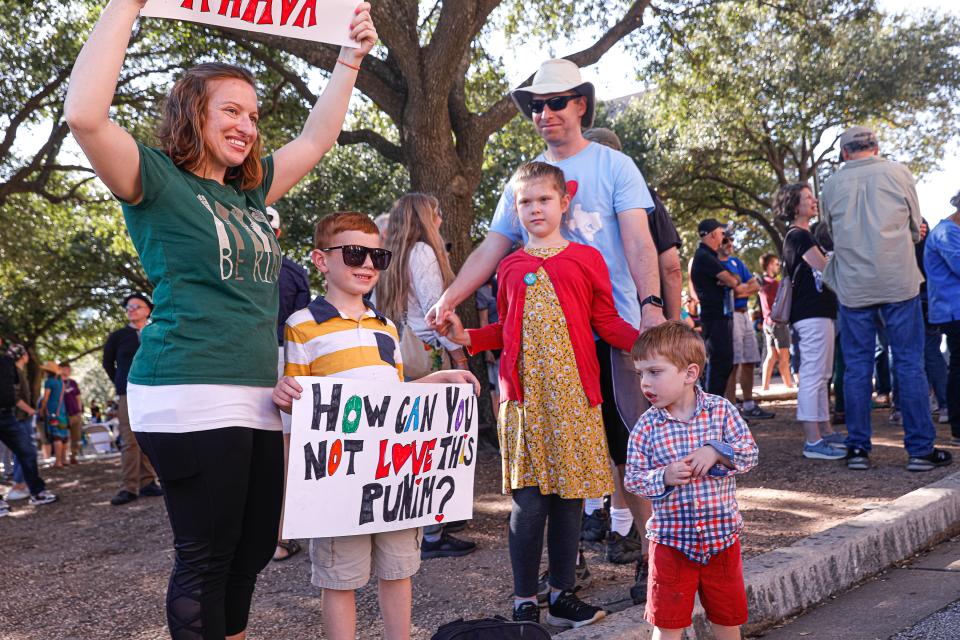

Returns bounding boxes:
[644,538,748,629]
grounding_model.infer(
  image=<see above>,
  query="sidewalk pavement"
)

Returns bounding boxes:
[556,470,960,640]
[761,535,960,639]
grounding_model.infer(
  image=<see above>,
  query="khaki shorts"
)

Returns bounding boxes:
[310,527,423,590]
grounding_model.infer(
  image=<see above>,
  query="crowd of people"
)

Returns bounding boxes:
[0,1,957,638]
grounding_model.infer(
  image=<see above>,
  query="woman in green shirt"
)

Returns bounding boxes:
[64,1,377,638]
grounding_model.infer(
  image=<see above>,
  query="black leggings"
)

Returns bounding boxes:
[137,427,284,639]
[509,486,583,598]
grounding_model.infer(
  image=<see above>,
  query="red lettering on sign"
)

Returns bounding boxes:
[293,0,317,28]
[180,0,211,9]
[413,439,437,475]
[375,439,390,480]
[218,0,244,18]
[241,0,273,24]
[279,0,298,25]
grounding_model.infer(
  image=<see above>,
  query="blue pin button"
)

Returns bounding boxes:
[523,272,537,286]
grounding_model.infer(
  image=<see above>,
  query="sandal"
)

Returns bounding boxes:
[272,539,302,562]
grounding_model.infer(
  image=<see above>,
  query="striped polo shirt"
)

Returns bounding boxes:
[283,296,404,381]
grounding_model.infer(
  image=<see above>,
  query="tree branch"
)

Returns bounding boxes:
[337,129,405,163]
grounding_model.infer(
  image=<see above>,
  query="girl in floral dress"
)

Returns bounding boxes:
[443,161,638,628]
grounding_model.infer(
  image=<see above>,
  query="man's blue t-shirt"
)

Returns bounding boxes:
[488,142,655,328]
[721,255,753,310]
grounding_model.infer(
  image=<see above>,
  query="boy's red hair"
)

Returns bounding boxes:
[631,321,706,372]
[314,211,380,249]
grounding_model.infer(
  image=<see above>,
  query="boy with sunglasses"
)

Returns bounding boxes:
[272,211,478,640]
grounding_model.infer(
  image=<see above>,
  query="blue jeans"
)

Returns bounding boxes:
[924,325,948,409]
[874,326,892,397]
[943,321,960,437]
[0,409,45,495]
[12,418,36,484]
[839,296,936,457]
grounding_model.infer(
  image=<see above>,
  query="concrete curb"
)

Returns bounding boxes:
[555,470,960,640]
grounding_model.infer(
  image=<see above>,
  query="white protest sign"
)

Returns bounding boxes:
[282,377,478,539]
[141,0,360,48]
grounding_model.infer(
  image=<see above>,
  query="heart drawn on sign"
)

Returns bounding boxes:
[391,443,414,473]
[415,478,422,485]
[435,514,445,522]
[566,180,578,198]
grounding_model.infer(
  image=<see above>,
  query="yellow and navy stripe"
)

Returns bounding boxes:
[283,296,404,381]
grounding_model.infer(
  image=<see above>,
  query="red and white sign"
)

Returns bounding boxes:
[141,0,360,47]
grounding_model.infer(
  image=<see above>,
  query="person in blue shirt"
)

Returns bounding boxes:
[923,192,960,444]
[718,234,775,420]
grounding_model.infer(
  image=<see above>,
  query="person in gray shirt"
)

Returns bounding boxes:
[820,126,951,472]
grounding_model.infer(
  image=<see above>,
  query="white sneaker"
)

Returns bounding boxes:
[939,411,950,424]
[0,500,9,517]
[5,487,29,501]
[29,490,57,506]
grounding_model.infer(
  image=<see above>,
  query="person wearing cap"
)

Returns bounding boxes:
[583,127,684,322]
[102,293,162,505]
[716,233,775,420]
[820,126,952,472]
[428,58,663,602]
[0,341,57,515]
[690,220,757,398]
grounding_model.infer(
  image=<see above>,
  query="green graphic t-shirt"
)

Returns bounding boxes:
[122,143,281,388]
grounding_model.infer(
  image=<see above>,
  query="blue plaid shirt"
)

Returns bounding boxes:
[625,388,758,564]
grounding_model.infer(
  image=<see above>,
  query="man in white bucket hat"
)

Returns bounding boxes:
[428,58,662,619]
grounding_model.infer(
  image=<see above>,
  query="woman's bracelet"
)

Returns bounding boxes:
[337,58,361,72]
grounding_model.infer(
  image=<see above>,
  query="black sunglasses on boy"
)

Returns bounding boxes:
[320,245,393,270]
[529,93,581,114]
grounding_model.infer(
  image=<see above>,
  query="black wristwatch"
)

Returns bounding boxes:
[640,295,664,309]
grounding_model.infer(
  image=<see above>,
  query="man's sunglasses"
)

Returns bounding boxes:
[529,94,581,114]
[320,245,393,270]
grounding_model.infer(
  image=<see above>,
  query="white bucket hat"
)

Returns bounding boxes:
[511,59,596,129]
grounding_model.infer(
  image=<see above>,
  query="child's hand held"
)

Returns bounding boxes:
[272,376,303,414]
[682,446,721,478]
[664,460,693,486]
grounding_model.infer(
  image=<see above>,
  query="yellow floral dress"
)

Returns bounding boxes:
[498,246,615,499]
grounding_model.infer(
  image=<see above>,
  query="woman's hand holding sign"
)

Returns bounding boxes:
[342,2,377,64]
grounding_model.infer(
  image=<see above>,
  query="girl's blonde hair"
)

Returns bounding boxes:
[375,193,454,323]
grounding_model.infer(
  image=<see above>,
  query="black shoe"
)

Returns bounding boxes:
[630,559,648,605]
[741,404,775,420]
[536,550,592,606]
[906,448,953,472]
[545,590,606,629]
[111,490,138,506]
[845,446,870,471]
[581,508,610,542]
[138,482,164,497]
[606,525,645,564]
[512,601,540,623]
[420,532,476,559]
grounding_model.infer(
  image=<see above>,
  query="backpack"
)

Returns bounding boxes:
[431,617,551,640]
[769,230,802,325]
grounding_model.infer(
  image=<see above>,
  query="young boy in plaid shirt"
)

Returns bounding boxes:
[625,322,758,639]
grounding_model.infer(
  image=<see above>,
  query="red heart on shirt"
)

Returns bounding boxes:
[566,180,578,198]
[435,514,445,522]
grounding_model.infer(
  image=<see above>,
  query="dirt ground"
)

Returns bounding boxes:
[1,400,956,640]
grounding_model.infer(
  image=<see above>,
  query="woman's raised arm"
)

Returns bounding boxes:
[65,0,144,203]
[266,2,377,204]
